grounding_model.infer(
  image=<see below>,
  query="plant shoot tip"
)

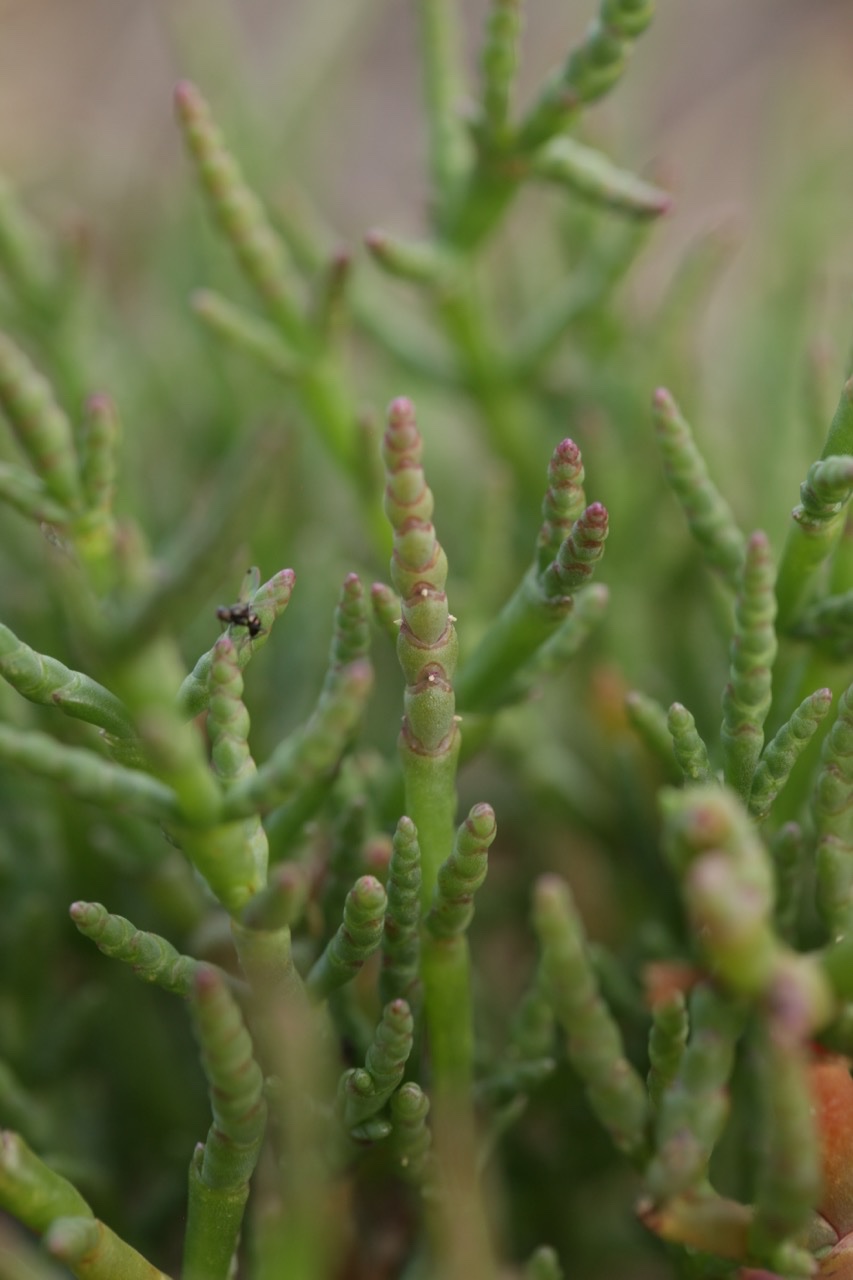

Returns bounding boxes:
[388,396,416,425]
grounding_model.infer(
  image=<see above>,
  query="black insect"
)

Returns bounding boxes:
[216,602,263,639]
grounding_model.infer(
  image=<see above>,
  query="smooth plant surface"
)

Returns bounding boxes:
[3,4,853,1280]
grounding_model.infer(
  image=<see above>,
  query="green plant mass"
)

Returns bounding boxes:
[3,4,853,1278]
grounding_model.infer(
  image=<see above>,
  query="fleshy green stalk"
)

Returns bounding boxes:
[422,804,495,1091]
[720,531,777,799]
[652,388,745,590]
[770,822,804,943]
[178,568,295,719]
[183,966,267,1280]
[418,0,469,221]
[339,999,414,1130]
[0,723,179,822]
[508,583,609,695]
[813,681,853,938]
[540,502,608,597]
[174,81,303,344]
[370,581,401,644]
[456,439,608,713]
[660,785,777,996]
[747,1028,820,1273]
[625,689,682,781]
[75,393,120,587]
[0,172,54,305]
[524,1245,564,1280]
[383,397,460,903]
[0,622,134,738]
[443,0,657,247]
[535,438,587,572]
[0,1134,169,1279]
[305,875,387,1000]
[0,329,81,511]
[644,984,743,1202]
[44,1216,172,1280]
[531,137,671,218]
[477,0,521,150]
[380,815,423,1012]
[776,452,853,632]
[749,687,833,822]
[191,289,300,378]
[221,658,373,818]
[69,902,207,997]
[0,460,68,523]
[364,230,452,286]
[667,703,714,784]
[326,573,371,672]
[647,991,689,1115]
[208,634,268,884]
[533,874,648,1160]
[389,1083,434,1185]
[518,0,656,152]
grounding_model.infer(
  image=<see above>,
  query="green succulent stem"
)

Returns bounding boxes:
[813,680,853,938]
[0,1134,170,1279]
[749,687,833,822]
[667,702,714,784]
[306,875,387,1000]
[457,439,607,713]
[776,449,853,633]
[0,622,134,738]
[660,785,779,996]
[647,992,688,1115]
[221,658,373,819]
[0,329,82,512]
[183,966,267,1280]
[0,722,179,822]
[69,902,207,997]
[533,874,648,1161]
[652,388,745,590]
[721,531,778,799]
[177,568,295,720]
[339,999,414,1130]
[174,80,303,344]
[380,815,423,1012]
[383,397,460,904]
[389,1082,434,1185]
[531,137,671,218]
[747,1029,820,1269]
[478,0,521,149]
[418,0,469,225]
[625,690,682,781]
[645,984,744,1202]
[44,1217,172,1280]
[524,1246,564,1280]
[422,804,495,1093]
[208,634,268,884]
[518,0,656,152]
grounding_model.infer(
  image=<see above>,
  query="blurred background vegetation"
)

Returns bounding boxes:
[3,2,853,1276]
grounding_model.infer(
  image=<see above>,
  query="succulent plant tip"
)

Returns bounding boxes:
[193,963,219,996]
[554,439,581,464]
[173,79,199,114]
[652,387,673,411]
[388,396,416,427]
[746,529,770,553]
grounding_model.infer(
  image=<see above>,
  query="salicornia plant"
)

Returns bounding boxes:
[3,3,853,1278]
